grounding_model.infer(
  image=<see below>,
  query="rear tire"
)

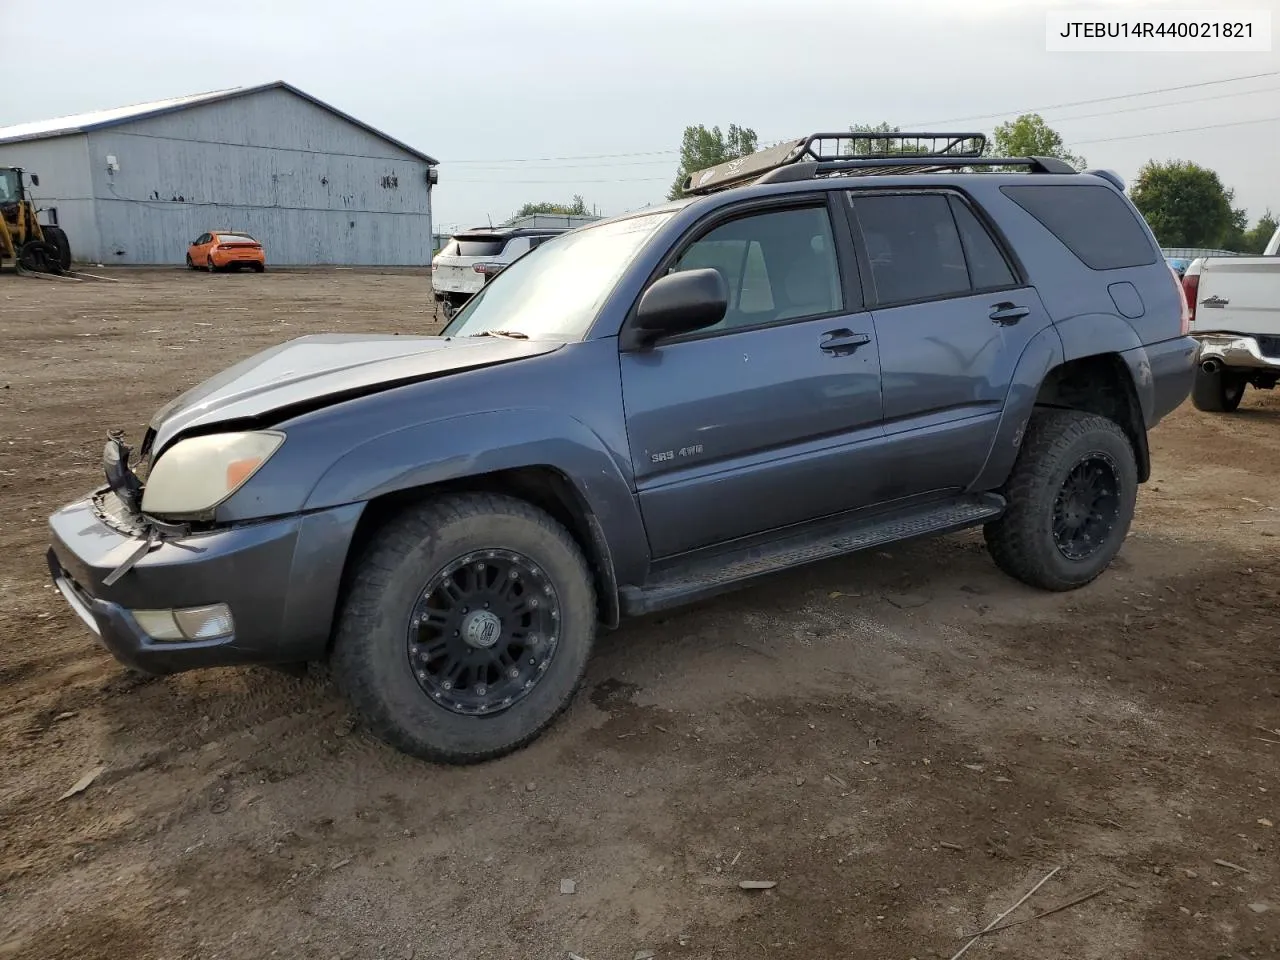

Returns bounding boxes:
[206,256,216,273]
[185,254,196,270]
[1191,366,1246,413]
[332,494,597,764]
[252,262,265,273]
[984,408,1138,592]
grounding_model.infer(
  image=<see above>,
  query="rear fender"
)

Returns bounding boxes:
[1055,313,1155,425]
[304,409,650,590]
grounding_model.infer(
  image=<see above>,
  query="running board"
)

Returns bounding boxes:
[619,494,1006,617]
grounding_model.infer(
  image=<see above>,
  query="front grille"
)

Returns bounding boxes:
[94,490,147,537]
[1256,335,1280,360]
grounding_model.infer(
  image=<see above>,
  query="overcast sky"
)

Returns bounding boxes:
[6,0,1279,233]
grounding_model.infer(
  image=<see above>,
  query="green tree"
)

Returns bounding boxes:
[668,124,758,200]
[844,122,912,156]
[990,114,1085,169]
[516,195,590,218]
[1222,206,1251,252]
[1242,210,1279,254]
[1129,160,1237,248]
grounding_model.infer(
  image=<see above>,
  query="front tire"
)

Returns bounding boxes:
[1191,366,1246,413]
[41,225,72,271]
[984,408,1138,592]
[332,494,597,764]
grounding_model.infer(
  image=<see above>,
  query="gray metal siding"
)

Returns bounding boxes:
[0,134,101,262]
[84,88,431,265]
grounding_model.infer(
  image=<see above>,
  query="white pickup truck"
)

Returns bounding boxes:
[1183,225,1280,412]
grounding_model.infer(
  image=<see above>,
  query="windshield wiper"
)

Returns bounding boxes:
[468,330,529,340]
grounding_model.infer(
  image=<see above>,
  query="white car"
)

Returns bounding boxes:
[1182,224,1280,412]
[431,228,565,318]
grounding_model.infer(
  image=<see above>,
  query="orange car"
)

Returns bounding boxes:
[186,231,266,273]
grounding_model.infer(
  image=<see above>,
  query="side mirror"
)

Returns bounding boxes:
[625,268,728,349]
[29,174,39,186]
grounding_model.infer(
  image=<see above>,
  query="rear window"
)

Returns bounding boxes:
[852,194,971,305]
[453,237,507,257]
[1000,184,1156,271]
[217,234,256,244]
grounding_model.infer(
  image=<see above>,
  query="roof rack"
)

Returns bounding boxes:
[681,131,1078,195]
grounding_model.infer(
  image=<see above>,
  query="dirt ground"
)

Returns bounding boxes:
[1,268,1277,960]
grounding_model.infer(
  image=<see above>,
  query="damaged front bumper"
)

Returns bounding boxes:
[47,489,364,674]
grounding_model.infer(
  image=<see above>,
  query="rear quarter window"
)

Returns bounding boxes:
[1000,184,1157,271]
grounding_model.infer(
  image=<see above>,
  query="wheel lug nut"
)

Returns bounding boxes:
[476,685,487,696]
[442,681,453,691]
[508,667,519,679]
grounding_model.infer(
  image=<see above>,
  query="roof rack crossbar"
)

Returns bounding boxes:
[754,154,1079,184]
[683,131,1079,194]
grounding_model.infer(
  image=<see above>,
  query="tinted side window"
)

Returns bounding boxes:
[948,196,1017,290]
[1001,184,1157,271]
[851,194,970,306]
[672,206,842,331]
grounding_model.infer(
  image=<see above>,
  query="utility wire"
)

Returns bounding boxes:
[906,69,1280,125]
[1073,114,1280,145]
[451,84,1280,172]
[438,69,1280,168]
[1045,84,1280,124]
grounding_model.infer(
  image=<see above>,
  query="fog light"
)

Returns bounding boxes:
[131,609,183,641]
[173,604,234,639]
[131,604,234,642]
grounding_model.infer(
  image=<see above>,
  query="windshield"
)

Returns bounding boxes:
[442,212,674,341]
[0,169,19,202]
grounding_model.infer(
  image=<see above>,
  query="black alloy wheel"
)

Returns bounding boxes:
[406,549,560,717]
[1051,454,1121,561]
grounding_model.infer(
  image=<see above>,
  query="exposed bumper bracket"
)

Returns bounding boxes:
[1193,333,1280,372]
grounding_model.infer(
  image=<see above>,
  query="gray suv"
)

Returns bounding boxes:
[47,132,1197,764]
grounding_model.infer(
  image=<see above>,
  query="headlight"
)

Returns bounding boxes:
[141,431,284,517]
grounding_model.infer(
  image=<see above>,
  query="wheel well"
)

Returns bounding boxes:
[338,467,620,639]
[1034,354,1151,482]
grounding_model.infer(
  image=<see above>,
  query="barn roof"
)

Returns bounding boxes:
[0,81,437,164]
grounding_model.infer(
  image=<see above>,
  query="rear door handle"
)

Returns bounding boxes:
[820,329,872,355]
[990,303,1030,326]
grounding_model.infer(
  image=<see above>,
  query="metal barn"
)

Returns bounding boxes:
[0,82,438,266]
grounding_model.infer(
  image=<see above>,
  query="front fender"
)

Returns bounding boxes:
[303,409,650,587]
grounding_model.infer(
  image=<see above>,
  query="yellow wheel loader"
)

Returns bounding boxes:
[0,167,71,274]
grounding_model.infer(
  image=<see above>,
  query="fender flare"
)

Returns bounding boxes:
[970,323,1065,492]
[973,315,1154,491]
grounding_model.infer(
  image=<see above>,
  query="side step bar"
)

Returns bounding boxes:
[619,494,1006,617]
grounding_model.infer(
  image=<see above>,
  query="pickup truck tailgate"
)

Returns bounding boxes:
[1193,258,1280,337]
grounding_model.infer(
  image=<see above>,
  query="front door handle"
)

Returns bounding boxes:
[990,303,1030,326]
[820,329,871,355]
